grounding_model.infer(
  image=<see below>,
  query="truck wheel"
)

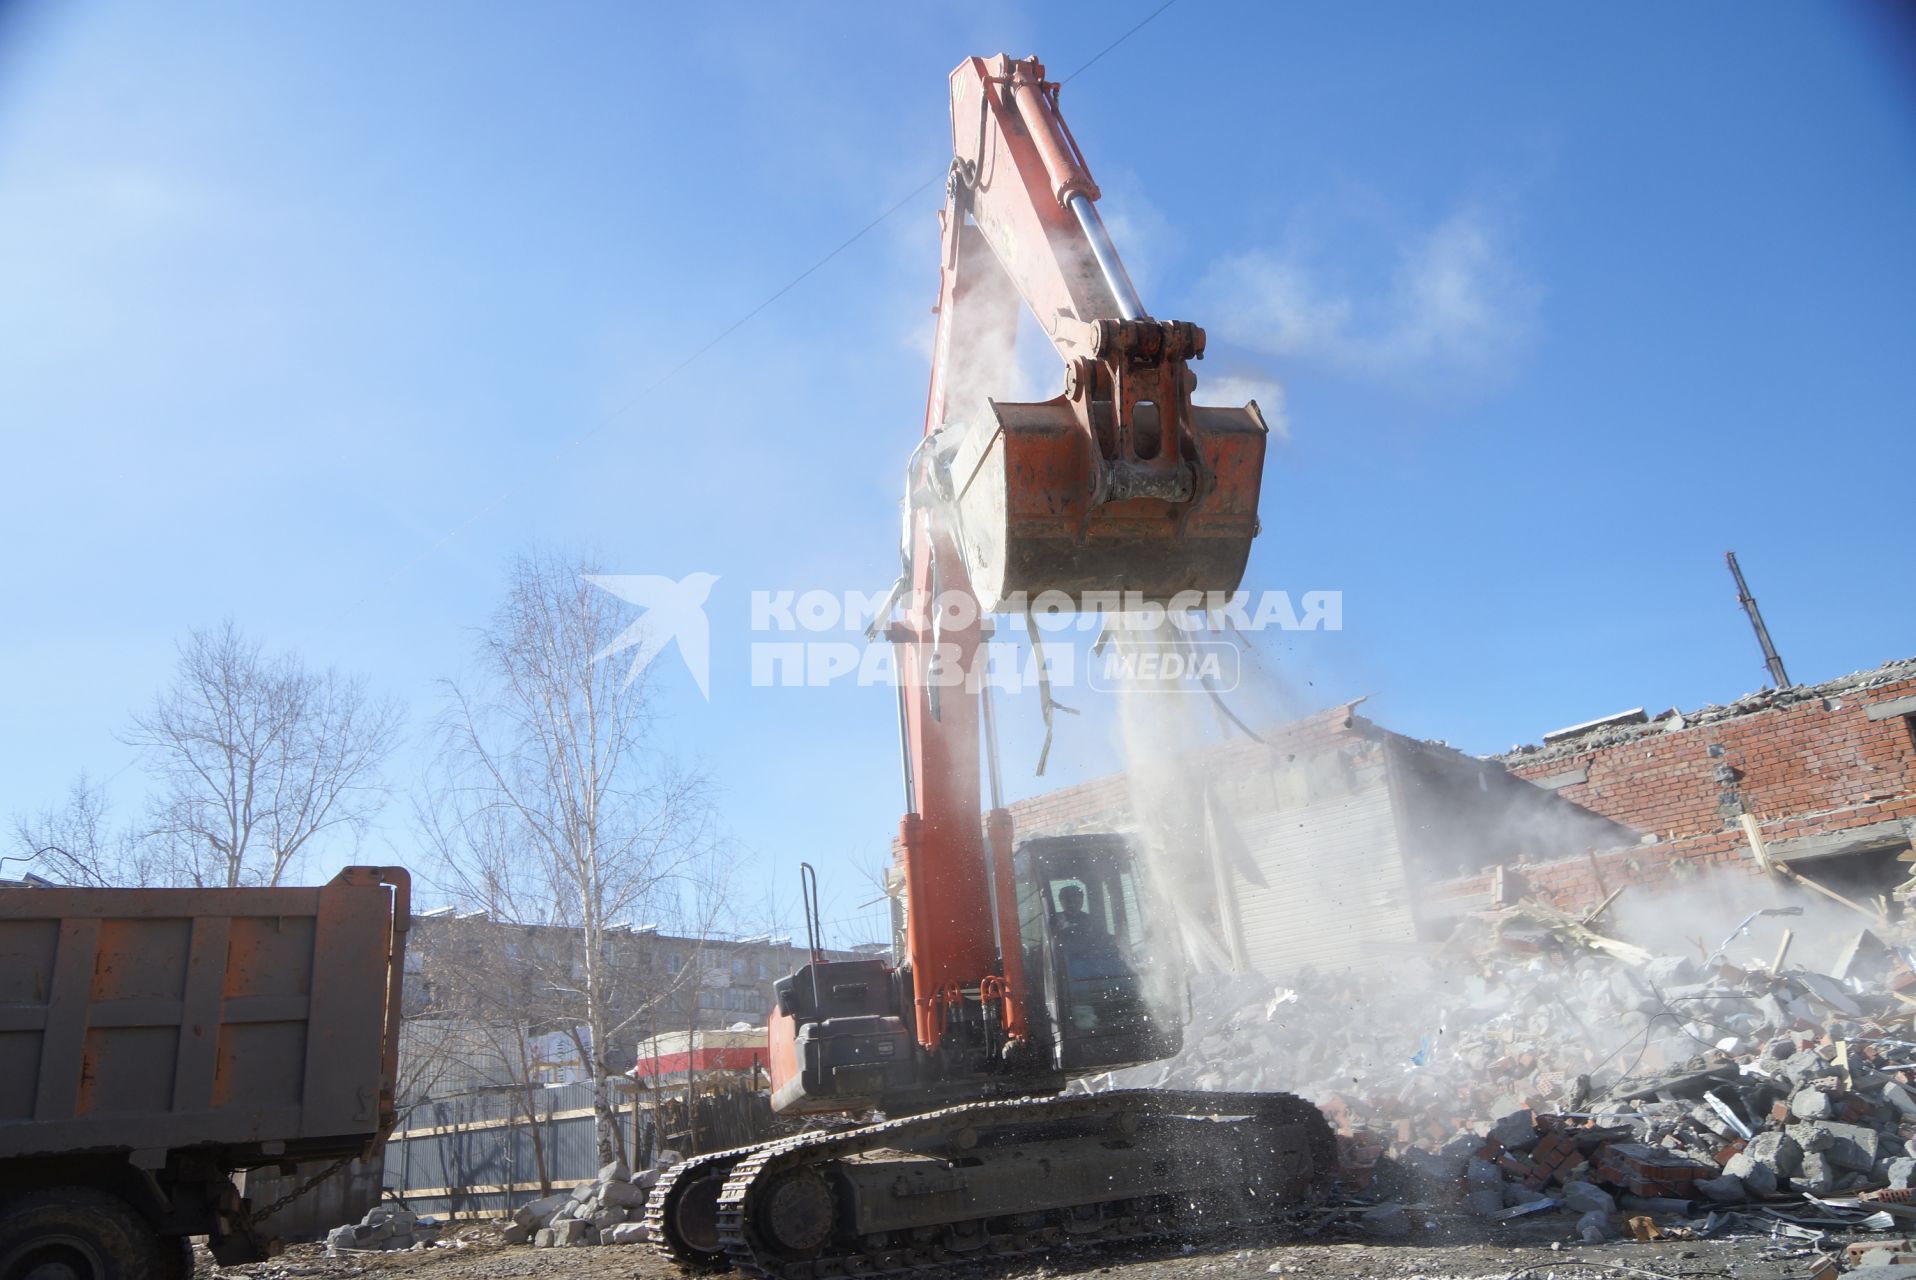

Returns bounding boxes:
[0,1187,171,1280]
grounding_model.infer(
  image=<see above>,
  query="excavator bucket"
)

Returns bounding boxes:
[952,395,1269,612]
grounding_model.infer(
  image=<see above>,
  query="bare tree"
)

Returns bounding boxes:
[424,550,724,1166]
[124,620,401,887]
[8,773,150,887]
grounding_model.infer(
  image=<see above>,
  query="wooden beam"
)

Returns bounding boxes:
[1581,885,1625,928]
[1773,861,1888,929]
[1739,814,1773,874]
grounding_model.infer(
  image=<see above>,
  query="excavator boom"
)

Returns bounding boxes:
[879,53,1274,1081]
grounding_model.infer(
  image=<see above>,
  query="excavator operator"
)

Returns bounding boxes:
[1052,884,1094,934]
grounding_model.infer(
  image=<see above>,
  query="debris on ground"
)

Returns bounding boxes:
[502,1154,673,1248]
[1107,895,1916,1262]
[324,1200,444,1255]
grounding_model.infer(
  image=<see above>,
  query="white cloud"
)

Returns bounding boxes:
[1200,205,1539,394]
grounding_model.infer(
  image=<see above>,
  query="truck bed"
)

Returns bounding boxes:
[0,867,409,1168]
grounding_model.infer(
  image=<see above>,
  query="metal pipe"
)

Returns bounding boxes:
[977,628,1016,1007]
[800,861,824,1012]
[1068,193,1145,321]
[894,676,917,812]
[979,680,1005,810]
[800,862,824,962]
[1725,551,1791,688]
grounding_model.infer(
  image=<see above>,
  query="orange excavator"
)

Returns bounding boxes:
[647,55,1334,1277]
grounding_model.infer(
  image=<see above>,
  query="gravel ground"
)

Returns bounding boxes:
[202,1218,1844,1280]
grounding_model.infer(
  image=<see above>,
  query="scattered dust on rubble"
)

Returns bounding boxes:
[1089,884,1916,1276]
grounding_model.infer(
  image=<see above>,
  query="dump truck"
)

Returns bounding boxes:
[0,866,409,1279]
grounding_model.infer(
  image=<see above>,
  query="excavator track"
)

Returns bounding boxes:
[646,1089,1334,1279]
[647,1147,752,1269]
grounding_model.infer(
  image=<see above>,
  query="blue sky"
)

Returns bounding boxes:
[3,2,1912,946]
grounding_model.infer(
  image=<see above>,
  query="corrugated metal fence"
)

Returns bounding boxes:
[380,1083,780,1221]
[382,1082,643,1220]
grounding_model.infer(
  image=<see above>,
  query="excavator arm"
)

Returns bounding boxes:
[894,54,1269,1066]
[771,52,1268,1113]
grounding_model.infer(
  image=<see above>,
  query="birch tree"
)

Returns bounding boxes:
[425,550,724,1166]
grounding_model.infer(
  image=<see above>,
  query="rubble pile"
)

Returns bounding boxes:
[1389,1040,1916,1244]
[1119,910,1905,1141]
[323,1202,443,1255]
[1108,954,1650,1141]
[1112,902,1916,1236]
[502,1155,672,1248]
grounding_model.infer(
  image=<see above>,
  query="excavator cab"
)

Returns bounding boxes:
[766,833,1181,1117]
[1014,833,1182,1074]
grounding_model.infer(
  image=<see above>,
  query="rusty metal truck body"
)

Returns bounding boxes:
[0,867,409,1277]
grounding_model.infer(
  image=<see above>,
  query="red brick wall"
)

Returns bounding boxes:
[1468,674,1916,914]
[1508,676,1916,839]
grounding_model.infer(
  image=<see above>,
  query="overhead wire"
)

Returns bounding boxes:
[1060,0,1180,84]
[371,1,1184,600]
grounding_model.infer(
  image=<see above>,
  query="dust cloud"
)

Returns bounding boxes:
[1091,612,1905,1152]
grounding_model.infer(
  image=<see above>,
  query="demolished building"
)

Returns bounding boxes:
[1007,656,1916,976]
[1007,701,1637,976]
